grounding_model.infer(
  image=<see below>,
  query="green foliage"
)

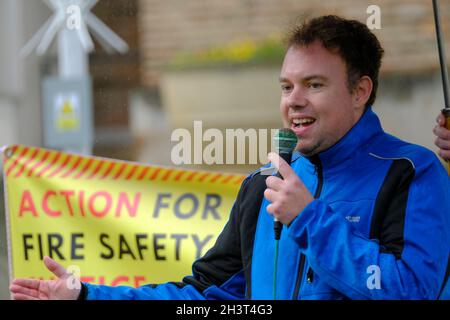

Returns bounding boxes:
[167,35,286,70]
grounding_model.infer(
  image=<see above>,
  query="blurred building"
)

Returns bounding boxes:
[0,1,47,156]
[139,0,450,84]
[1,0,449,170]
[137,0,450,171]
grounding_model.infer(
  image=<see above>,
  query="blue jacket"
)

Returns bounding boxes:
[82,107,450,300]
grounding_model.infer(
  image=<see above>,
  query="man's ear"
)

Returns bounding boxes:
[353,76,373,110]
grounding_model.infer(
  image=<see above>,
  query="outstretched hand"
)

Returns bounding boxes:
[10,256,81,300]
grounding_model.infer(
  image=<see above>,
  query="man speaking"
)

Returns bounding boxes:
[10,15,450,300]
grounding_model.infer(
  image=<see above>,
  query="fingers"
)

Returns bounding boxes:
[10,284,40,299]
[434,134,450,161]
[266,176,283,191]
[44,256,67,279]
[435,136,450,150]
[434,123,450,155]
[264,173,284,218]
[264,188,278,203]
[11,293,40,300]
[11,278,40,290]
[433,116,450,161]
[434,124,450,141]
[266,203,280,216]
[267,153,295,180]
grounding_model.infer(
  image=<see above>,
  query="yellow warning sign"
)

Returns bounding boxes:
[55,95,80,132]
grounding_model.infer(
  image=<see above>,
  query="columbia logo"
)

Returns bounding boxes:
[346,216,361,223]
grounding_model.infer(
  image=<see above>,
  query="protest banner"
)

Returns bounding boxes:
[2,145,244,287]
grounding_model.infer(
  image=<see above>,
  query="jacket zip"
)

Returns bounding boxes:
[307,267,314,284]
[292,156,323,299]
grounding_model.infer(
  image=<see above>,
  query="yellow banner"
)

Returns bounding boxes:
[2,145,244,287]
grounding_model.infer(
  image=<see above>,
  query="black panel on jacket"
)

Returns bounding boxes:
[370,159,415,259]
[182,173,268,297]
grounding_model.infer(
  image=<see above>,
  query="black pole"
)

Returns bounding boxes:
[433,0,450,110]
[433,0,450,173]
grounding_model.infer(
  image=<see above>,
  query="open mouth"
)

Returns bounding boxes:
[292,117,316,129]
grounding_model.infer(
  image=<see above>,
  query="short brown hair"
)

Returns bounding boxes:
[287,15,384,108]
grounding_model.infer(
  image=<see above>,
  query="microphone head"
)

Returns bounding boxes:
[274,128,298,155]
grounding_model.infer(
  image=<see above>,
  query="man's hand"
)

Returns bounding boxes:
[10,256,81,300]
[264,153,314,225]
[434,113,450,161]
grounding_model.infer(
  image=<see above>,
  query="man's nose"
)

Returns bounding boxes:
[286,87,308,109]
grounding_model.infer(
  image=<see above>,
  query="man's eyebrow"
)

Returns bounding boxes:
[278,75,328,82]
[303,75,328,82]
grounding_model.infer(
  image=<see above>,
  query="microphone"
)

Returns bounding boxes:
[272,128,298,240]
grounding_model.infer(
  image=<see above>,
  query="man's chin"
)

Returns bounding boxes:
[296,142,321,157]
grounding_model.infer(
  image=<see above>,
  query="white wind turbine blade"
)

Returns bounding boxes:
[76,19,95,52]
[79,1,115,54]
[86,29,116,54]
[85,11,129,53]
[20,15,55,58]
[36,12,65,55]
[81,0,98,12]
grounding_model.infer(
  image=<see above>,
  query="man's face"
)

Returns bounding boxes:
[279,41,364,156]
